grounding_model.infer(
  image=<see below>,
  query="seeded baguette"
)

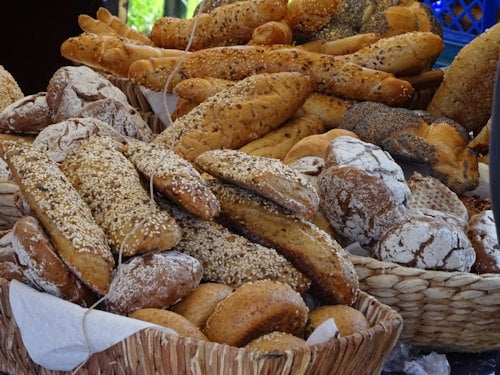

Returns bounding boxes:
[60,136,181,257]
[207,178,359,305]
[1,141,114,294]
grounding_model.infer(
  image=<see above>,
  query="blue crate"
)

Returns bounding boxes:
[423,0,499,67]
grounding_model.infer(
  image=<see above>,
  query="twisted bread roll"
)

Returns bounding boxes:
[128,45,414,105]
[207,178,359,305]
[1,141,114,294]
[123,141,220,220]
[247,21,293,45]
[60,136,181,257]
[151,0,288,50]
[95,7,153,46]
[152,72,313,161]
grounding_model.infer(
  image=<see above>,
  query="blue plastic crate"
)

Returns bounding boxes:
[423,0,499,67]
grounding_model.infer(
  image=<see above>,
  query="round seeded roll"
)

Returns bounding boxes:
[305,304,370,337]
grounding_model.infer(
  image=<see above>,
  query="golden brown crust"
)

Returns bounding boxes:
[300,33,382,55]
[195,149,319,219]
[305,304,371,337]
[2,141,115,294]
[95,7,154,45]
[152,72,313,161]
[124,141,220,220]
[170,282,233,329]
[245,331,308,353]
[60,136,181,257]
[207,178,359,305]
[248,21,293,45]
[129,308,208,341]
[285,0,339,35]
[204,280,309,346]
[0,65,24,112]
[12,216,97,306]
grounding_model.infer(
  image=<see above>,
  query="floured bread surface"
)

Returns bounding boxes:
[195,149,319,219]
[407,172,469,226]
[0,179,22,230]
[467,210,500,274]
[0,93,53,134]
[124,141,220,220]
[317,136,411,247]
[2,141,115,294]
[374,208,476,272]
[61,136,181,257]
[105,250,203,315]
[32,117,130,163]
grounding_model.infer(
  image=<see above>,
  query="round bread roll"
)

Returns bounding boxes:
[467,210,500,274]
[204,279,309,347]
[0,92,53,134]
[305,304,371,337]
[0,65,24,112]
[374,208,476,272]
[317,136,411,247]
[129,308,208,341]
[105,251,203,315]
[170,282,233,330]
[11,215,97,307]
[245,331,308,353]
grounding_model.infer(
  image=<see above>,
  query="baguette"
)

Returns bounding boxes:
[78,13,117,36]
[123,140,220,220]
[427,22,500,135]
[1,141,115,294]
[238,114,326,160]
[247,21,293,45]
[299,33,382,55]
[60,136,181,257]
[207,178,359,305]
[95,7,154,45]
[195,149,320,219]
[150,0,288,50]
[128,45,414,105]
[152,72,313,161]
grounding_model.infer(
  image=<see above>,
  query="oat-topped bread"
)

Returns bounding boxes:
[195,149,319,219]
[1,141,115,294]
[60,136,181,257]
[0,65,24,112]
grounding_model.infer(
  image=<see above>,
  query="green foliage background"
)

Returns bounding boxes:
[127,0,201,34]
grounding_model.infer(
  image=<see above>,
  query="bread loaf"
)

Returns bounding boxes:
[245,331,308,353]
[248,21,293,45]
[305,304,370,337]
[152,72,312,161]
[195,149,320,219]
[294,93,356,129]
[427,22,500,135]
[0,65,24,112]
[207,178,359,305]
[105,251,203,315]
[467,210,500,274]
[128,45,414,105]
[285,0,339,35]
[95,7,154,45]
[0,93,53,134]
[1,141,115,294]
[299,33,381,55]
[60,136,181,257]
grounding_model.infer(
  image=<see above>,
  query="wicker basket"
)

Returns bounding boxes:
[348,254,500,353]
[0,278,402,375]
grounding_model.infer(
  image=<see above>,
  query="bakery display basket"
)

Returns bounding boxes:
[0,277,402,375]
[347,254,500,353]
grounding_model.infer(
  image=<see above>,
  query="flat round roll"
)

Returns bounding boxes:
[203,279,308,347]
[305,304,370,337]
[245,331,308,353]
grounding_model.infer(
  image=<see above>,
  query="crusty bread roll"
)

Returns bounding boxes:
[195,149,320,219]
[152,72,313,162]
[0,93,53,135]
[106,251,203,315]
[427,22,500,135]
[130,308,208,341]
[170,282,233,329]
[247,21,293,45]
[123,141,220,220]
[1,141,115,294]
[285,0,339,35]
[0,65,24,112]
[32,117,130,164]
[317,136,412,248]
[60,136,181,257]
[207,178,359,305]
[95,7,154,45]
[128,45,415,106]
[204,280,309,346]
[161,200,311,293]
[467,210,500,274]
[305,304,370,337]
[239,114,326,160]
[245,331,308,353]
[151,0,288,50]
[374,208,476,272]
[12,216,97,307]
[299,33,382,55]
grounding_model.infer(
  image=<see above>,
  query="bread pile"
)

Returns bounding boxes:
[0,2,499,353]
